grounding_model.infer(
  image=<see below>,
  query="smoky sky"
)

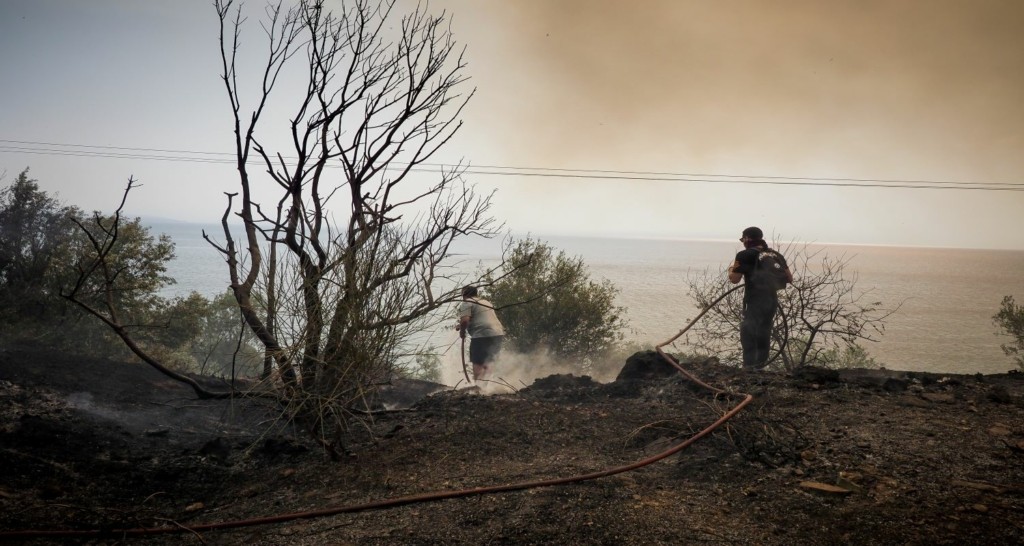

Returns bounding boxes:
[1,1,1022,248]
[452,0,1024,182]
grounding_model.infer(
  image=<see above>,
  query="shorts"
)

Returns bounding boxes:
[469,336,504,365]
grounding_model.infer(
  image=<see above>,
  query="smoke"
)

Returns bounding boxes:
[441,342,628,395]
[453,0,1024,180]
[483,347,567,393]
[66,391,126,423]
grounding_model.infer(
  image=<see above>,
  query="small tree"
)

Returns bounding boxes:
[0,168,82,329]
[1,171,265,384]
[993,295,1024,370]
[400,353,443,383]
[484,238,628,373]
[63,179,238,399]
[0,170,183,360]
[685,242,899,370]
[149,290,264,378]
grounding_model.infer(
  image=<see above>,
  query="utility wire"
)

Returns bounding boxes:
[2,139,1022,192]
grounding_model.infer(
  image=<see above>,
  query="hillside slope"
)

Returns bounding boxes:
[1,347,1023,545]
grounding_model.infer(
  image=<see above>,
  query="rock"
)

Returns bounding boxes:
[836,472,864,493]
[951,480,1004,493]
[921,393,956,404]
[883,378,910,392]
[837,368,908,389]
[898,396,933,409]
[987,385,1013,404]
[987,425,1012,437]
[792,366,840,384]
[839,470,864,484]
[799,481,853,495]
[873,477,900,495]
[615,351,680,381]
[528,374,598,391]
[938,376,963,386]
[199,437,231,462]
[258,437,309,459]
[372,378,448,410]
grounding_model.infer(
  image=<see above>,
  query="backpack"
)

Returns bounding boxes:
[753,249,788,291]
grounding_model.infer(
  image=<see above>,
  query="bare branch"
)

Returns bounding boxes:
[208,0,502,454]
[686,240,903,370]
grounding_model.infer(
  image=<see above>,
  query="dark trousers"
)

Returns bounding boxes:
[469,336,504,365]
[740,299,777,369]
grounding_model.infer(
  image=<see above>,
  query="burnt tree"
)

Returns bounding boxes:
[210,0,503,453]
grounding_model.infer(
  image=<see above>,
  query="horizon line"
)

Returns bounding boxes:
[138,216,1024,253]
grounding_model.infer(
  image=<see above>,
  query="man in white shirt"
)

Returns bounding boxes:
[457,285,506,380]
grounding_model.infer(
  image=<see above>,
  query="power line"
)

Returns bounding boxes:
[466,163,1024,189]
[0,139,229,156]
[452,168,1024,191]
[2,138,1022,192]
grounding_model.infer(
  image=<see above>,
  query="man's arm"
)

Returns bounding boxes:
[457,314,471,338]
[728,260,743,284]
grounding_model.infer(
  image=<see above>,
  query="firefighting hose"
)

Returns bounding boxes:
[0,285,752,541]
[460,334,472,383]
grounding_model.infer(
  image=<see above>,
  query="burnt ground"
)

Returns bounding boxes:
[1,345,1023,545]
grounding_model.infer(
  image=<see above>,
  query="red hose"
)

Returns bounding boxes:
[0,286,752,541]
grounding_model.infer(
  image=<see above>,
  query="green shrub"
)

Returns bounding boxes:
[484,238,628,373]
[994,295,1024,370]
[785,338,880,370]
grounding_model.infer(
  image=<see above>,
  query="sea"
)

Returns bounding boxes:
[151,221,1024,376]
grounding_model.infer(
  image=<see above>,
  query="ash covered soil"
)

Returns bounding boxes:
[1,345,1023,545]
